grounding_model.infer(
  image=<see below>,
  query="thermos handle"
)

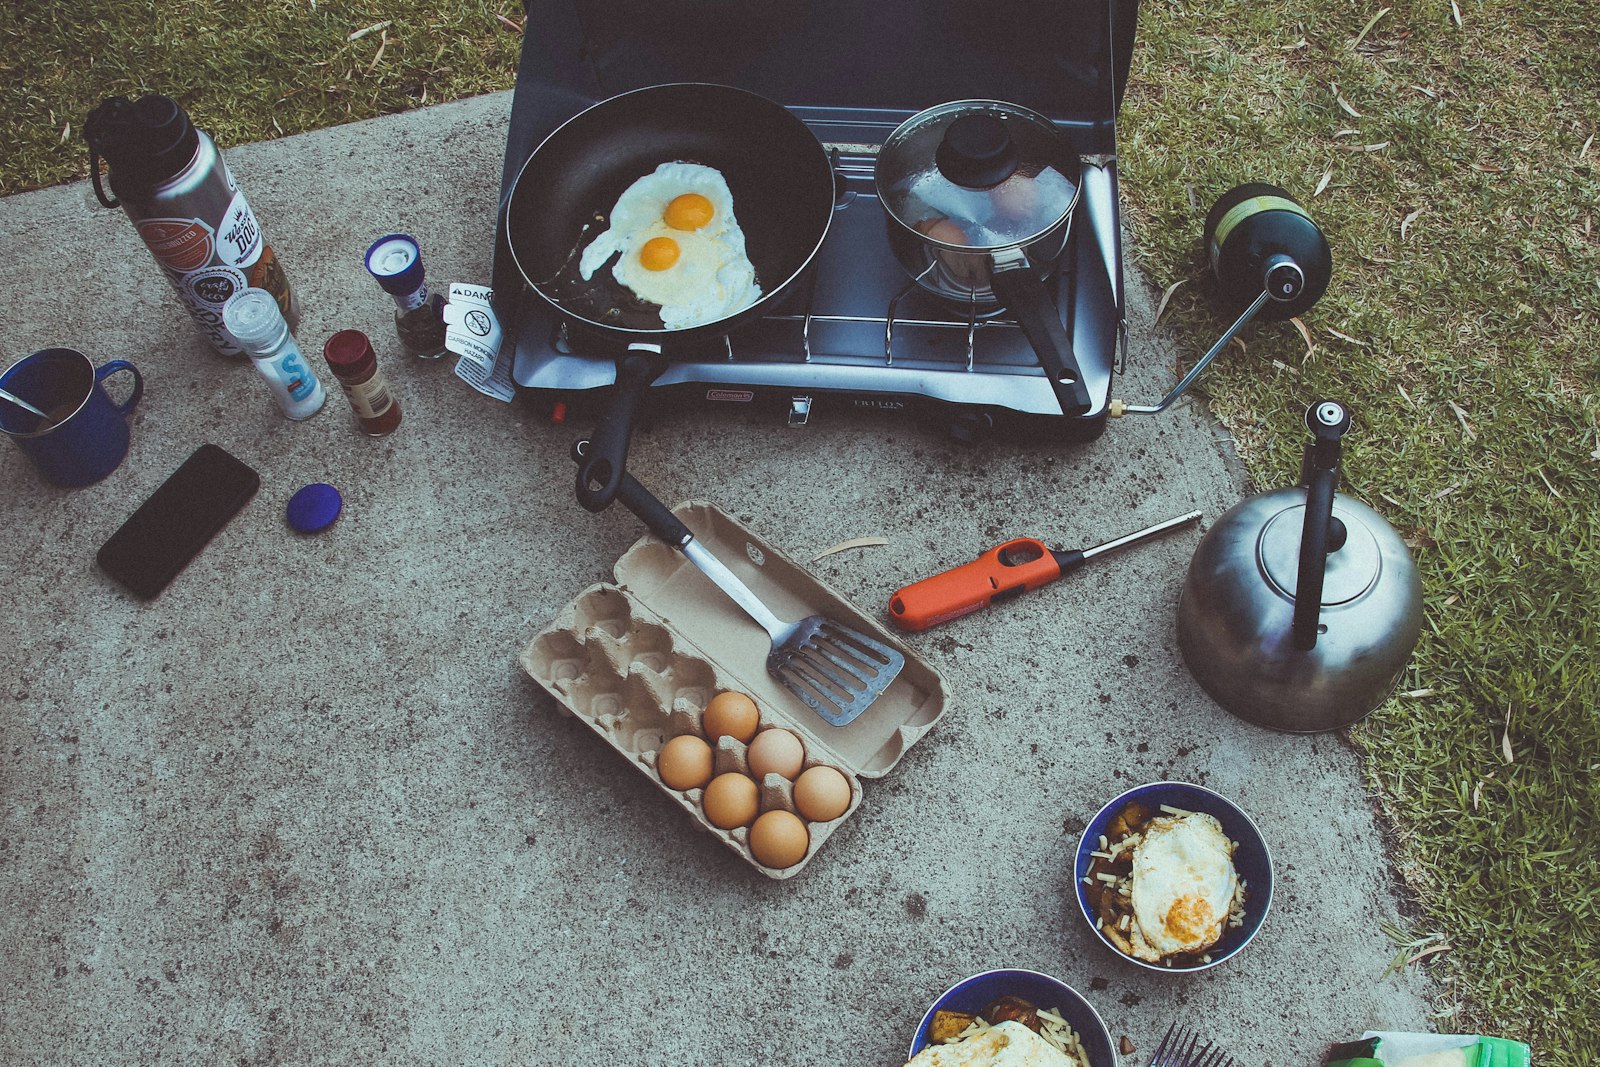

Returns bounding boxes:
[1292,401,1352,651]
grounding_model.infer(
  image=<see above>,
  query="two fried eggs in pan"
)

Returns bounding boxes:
[578,162,761,330]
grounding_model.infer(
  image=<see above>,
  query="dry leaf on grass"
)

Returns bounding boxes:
[1581,134,1595,161]
[1410,942,1452,965]
[1446,399,1477,440]
[1401,207,1424,241]
[1338,95,1364,118]
[811,537,889,563]
[1450,0,1463,27]
[1403,688,1436,699]
[1290,316,1316,359]
[366,29,387,72]
[1327,326,1366,345]
[1340,141,1392,153]
[497,13,525,33]
[1501,707,1515,764]
[1537,469,1563,498]
[348,19,389,40]
[1154,279,1185,327]
[1315,169,1333,196]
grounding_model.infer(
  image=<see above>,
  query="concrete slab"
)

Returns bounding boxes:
[0,92,1433,1064]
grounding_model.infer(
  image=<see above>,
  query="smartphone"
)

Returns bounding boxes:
[97,443,261,599]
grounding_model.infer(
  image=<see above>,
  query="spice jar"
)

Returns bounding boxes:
[364,233,447,359]
[322,329,401,435]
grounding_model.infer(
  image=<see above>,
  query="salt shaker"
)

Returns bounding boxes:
[221,288,326,420]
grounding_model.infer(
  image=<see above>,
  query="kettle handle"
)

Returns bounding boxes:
[1292,401,1352,650]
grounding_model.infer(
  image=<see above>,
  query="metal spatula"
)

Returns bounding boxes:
[577,444,904,726]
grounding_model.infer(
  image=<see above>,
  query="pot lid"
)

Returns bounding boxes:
[876,101,1080,249]
[1258,501,1382,606]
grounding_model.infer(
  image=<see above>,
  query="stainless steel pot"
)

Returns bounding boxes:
[1177,401,1424,732]
[875,100,1090,415]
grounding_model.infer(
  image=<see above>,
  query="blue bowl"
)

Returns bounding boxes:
[1074,781,1273,973]
[907,968,1115,1065]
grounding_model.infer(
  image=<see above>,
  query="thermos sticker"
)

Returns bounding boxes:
[136,217,217,273]
[182,266,248,310]
[214,192,265,269]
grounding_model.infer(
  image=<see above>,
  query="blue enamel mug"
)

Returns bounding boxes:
[0,348,144,487]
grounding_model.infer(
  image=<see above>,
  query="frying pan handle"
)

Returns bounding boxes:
[575,344,666,513]
[1291,401,1352,651]
[990,261,1092,416]
[572,439,692,546]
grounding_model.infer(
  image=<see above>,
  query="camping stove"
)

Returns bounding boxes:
[492,1,1136,443]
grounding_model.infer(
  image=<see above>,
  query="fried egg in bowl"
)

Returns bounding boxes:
[1074,781,1272,971]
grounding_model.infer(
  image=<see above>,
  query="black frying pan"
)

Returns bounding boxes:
[503,83,836,511]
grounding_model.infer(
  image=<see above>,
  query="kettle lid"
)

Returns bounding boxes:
[1258,501,1382,606]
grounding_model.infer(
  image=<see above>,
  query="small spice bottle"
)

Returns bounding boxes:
[323,329,401,435]
[221,288,326,420]
[363,233,447,359]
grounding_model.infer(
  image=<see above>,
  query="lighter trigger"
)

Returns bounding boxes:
[997,540,1046,567]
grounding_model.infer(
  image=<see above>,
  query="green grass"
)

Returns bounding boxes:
[0,2,525,194]
[5,1,1598,1059]
[1123,2,1600,1056]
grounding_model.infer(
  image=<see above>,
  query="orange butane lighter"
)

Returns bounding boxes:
[888,511,1201,632]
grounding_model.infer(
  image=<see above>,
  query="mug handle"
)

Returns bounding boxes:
[96,360,144,416]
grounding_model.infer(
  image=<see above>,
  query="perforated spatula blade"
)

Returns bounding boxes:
[764,613,905,727]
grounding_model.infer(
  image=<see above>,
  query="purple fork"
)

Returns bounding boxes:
[1148,1022,1236,1067]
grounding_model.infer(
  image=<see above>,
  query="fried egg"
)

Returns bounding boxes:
[578,162,761,330]
[1128,811,1238,962]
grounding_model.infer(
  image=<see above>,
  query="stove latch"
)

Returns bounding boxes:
[788,395,813,427]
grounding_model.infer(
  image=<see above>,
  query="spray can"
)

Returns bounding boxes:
[84,95,299,358]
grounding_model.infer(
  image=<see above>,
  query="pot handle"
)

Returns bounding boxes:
[575,344,666,513]
[1292,401,1352,650]
[989,256,1092,416]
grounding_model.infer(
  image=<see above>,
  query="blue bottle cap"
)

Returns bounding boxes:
[287,482,343,534]
[364,233,426,297]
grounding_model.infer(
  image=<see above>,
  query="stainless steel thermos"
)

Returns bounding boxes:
[85,95,299,358]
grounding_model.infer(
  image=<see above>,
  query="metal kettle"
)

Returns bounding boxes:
[1177,401,1423,732]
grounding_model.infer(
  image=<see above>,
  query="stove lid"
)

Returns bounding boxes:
[519,0,1138,146]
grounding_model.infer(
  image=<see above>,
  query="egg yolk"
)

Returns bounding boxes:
[664,193,714,231]
[639,236,680,271]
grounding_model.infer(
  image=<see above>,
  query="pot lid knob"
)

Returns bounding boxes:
[935,114,1018,189]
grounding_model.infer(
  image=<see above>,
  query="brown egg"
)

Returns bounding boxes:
[747,728,805,780]
[749,810,810,869]
[702,690,760,744]
[656,734,712,791]
[701,772,759,829]
[793,765,852,822]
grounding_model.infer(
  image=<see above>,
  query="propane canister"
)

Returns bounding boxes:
[1202,182,1332,321]
[84,95,299,358]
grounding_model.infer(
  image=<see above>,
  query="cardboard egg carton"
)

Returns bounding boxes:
[520,501,950,879]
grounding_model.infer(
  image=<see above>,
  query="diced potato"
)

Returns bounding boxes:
[930,1010,977,1043]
